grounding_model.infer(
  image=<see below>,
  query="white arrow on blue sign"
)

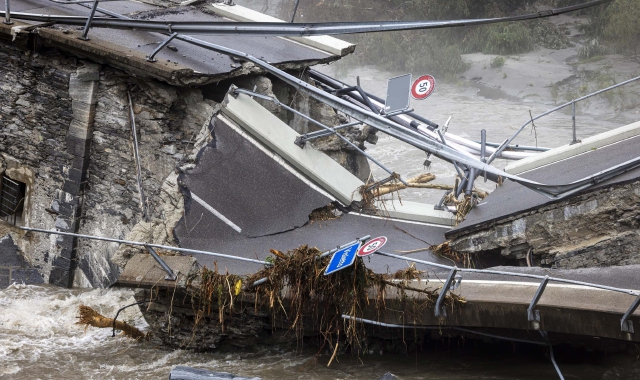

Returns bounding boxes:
[324,241,362,276]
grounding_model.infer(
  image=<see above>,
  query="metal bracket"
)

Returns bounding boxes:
[435,267,458,318]
[295,120,360,147]
[433,191,449,211]
[527,276,549,329]
[147,32,178,62]
[295,108,413,147]
[621,294,640,333]
[145,245,177,281]
[3,0,13,24]
[78,0,99,40]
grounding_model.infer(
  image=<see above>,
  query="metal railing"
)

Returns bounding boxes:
[23,226,637,335]
[495,74,640,159]
[374,250,640,334]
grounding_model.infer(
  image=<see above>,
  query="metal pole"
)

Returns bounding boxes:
[435,266,458,318]
[480,130,486,162]
[621,294,640,333]
[541,331,566,380]
[78,0,99,40]
[145,246,176,280]
[527,276,549,329]
[127,91,147,222]
[146,32,179,62]
[570,101,581,145]
[20,226,272,266]
[290,0,300,23]
[3,0,12,25]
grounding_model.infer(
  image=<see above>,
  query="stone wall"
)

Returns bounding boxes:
[0,41,78,286]
[73,68,216,288]
[449,180,640,269]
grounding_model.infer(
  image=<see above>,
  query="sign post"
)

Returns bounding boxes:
[411,75,436,100]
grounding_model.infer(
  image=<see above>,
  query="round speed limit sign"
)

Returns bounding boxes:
[357,236,387,257]
[411,75,436,100]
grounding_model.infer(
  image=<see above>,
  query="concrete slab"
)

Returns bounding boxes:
[376,200,455,227]
[116,253,198,288]
[449,134,640,237]
[221,91,364,205]
[506,121,640,175]
[207,3,355,57]
[175,209,451,276]
[181,115,331,238]
[2,1,341,85]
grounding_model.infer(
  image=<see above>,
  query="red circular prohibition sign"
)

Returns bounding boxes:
[411,75,436,100]
[357,236,388,257]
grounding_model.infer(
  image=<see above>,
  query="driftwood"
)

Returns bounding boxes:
[374,173,454,197]
[76,305,146,340]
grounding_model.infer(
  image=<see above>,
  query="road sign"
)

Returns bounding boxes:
[357,236,387,257]
[411,75,436,100]
[384,73,412,114]
[324,241,361,275]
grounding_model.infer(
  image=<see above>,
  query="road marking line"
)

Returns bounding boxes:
[191,192,242,233]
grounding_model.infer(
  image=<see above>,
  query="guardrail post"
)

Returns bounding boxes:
[146,32,178,62]
[78,0,100,41]
[3,0,12,25]
[290,0,300,22]
[435,266,458,318]
[570,101,581,145]
[621,295,640,333]
[145,245,177,281]
[527,276,549,330]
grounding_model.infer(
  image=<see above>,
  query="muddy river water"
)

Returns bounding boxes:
[0,285,622,379]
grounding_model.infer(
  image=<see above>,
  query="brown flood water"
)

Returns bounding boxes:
[0,285,624,379]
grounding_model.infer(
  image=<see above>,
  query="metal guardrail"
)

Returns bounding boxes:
[495,74,640,159]
[24,225,637,334]
[3,0,611,37]
[374,250,640,334]
[19,227,272,266]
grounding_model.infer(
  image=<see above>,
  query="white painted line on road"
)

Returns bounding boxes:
[191,192,242,233]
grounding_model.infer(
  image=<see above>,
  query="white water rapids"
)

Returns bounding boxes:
[0,284,622,379]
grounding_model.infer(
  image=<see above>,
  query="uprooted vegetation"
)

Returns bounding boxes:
[178,245,466,356]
